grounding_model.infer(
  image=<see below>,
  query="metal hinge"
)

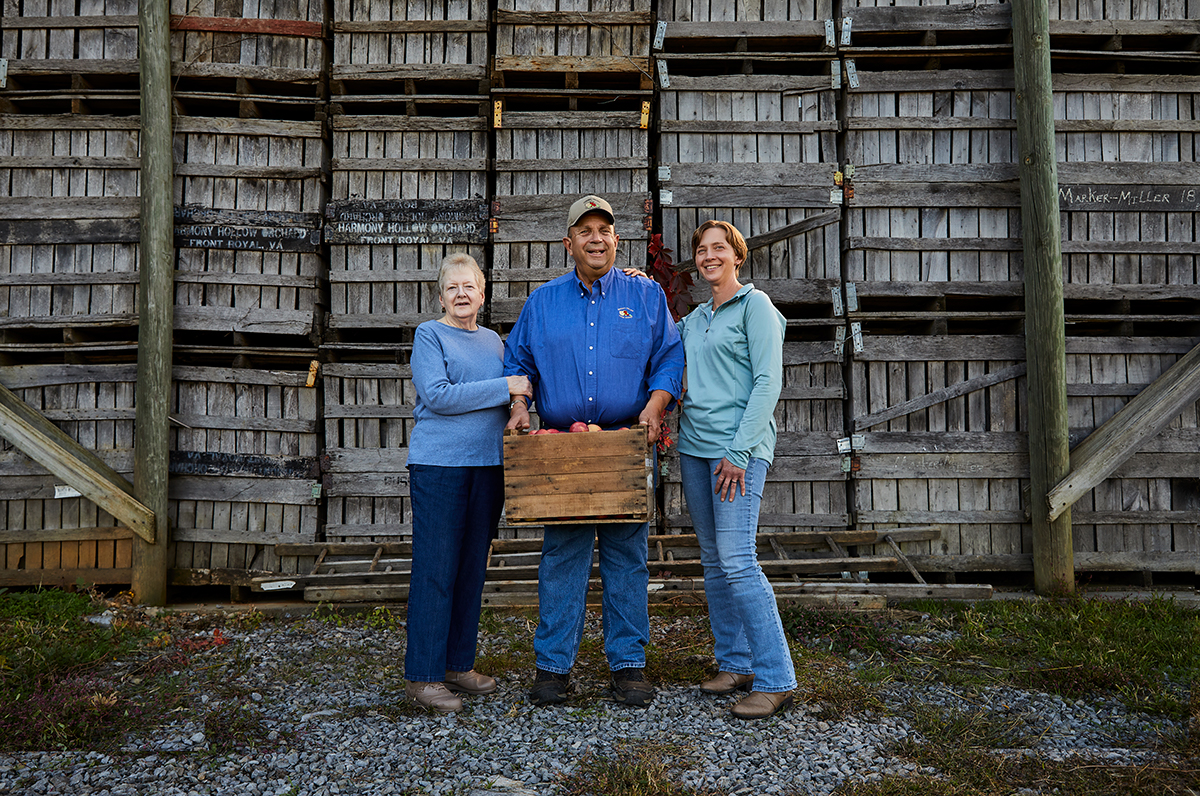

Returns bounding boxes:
[657,59,670,89]
[850,321,864,353]
[492,100,503,128]
[845,59,859,89]
[824,19,836,49]
[0,59,7,89]
[831,286,844,316]
[834,326,846,359]
[654,21,667,50]
[657,165,671,182]
[640,100,650,129]
[659,189,674,206]
[841,17,853,46]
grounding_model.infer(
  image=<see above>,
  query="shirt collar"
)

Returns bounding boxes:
[701,282,755,313]
[575,265,619,298]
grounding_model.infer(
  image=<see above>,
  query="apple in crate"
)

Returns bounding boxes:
[569,421,589,433]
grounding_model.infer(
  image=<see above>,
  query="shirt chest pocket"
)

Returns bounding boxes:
[610,318,649,360]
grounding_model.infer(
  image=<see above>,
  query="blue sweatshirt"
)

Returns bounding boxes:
[676,284,786,469]
[408,320,511,467]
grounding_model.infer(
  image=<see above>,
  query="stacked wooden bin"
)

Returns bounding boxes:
[165,0,328,587]
[0,0,151,589]
[840,0,1199,581]
[654,1,855,576]
[321,0,490,549]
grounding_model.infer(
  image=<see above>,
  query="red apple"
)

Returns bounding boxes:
[569,421,589,433]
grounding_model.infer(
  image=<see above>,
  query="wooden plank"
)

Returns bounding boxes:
[0,568,133,586]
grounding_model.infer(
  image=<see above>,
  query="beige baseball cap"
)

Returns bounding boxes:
[566,195,615,231]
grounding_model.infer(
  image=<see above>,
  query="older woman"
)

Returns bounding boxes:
[676,220,796,719]
[405,253,531,713]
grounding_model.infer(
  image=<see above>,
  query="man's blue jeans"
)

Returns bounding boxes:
[679,453,797,693]
[534,520,650,674]
[404,463,503,682]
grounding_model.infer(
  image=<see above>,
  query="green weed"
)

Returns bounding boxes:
[556,739,724,796]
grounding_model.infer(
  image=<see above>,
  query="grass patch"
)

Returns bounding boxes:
[556,739,724,796]
[794,654,886,721]
[906,596,1199,718]
[782,604,906,664]
[0,588,186,751]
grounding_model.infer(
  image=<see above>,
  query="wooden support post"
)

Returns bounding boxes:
[1013,0,1073,595]
[132,0,175,606]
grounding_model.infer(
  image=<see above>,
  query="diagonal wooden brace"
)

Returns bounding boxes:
[1047,339,1200,523]
[0,381,155,543]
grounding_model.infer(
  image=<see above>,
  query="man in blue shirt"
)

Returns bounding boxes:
[504,194,685,707]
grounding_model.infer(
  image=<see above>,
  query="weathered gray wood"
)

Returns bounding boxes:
[132,0,174,605]
[1049,341,1200,522]
[0,380,154,542]
[855,365,1027,430]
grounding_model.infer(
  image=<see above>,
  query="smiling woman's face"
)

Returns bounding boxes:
[439,267,485,327]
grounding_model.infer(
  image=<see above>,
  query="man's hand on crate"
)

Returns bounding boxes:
[637,389,674,446]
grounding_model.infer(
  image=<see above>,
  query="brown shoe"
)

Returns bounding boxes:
[444,669,497,695]
[699,671,755,695]
[730,690,794,720]
[405,681,463,713]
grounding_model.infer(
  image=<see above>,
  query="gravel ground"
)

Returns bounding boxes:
[0,605,1184,796]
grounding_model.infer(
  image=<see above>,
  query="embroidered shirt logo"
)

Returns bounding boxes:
[617,307,634,319]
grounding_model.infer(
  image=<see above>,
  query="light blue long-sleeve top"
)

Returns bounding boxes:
[408,319,512,467]
[676,283,786,469]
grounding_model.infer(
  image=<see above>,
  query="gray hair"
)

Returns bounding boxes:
[437,253,485,293]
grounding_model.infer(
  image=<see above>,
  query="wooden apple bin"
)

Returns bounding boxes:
[502,425,653,525]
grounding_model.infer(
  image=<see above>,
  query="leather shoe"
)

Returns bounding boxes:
[611,668,656,707]
[730,690,794,720]
[444,670,497,695]
[405,681,462,714]
[699,671,755,695]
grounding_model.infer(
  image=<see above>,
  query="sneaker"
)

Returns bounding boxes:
[444,669,497,695]
[405,681,462,714]
[610,668,656,707]
[528,669,569,705]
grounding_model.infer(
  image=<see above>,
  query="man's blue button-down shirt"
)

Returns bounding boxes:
[503,266,685,431]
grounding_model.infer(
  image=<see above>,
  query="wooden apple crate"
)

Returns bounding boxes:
[503,426,653,525]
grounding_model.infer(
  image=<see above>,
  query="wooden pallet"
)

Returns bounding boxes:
[251,527,944,601]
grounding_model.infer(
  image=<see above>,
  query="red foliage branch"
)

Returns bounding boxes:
[647,233,695,323]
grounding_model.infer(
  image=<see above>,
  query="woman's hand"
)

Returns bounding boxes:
[713,458,746,502]
[506,401,531,431]
[506,374,532,399]
[622,267,651,280]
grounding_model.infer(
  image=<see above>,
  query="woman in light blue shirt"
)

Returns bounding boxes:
[676,220,796,719]
[405,253,531,713]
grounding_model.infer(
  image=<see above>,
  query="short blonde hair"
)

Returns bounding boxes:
[437,253,485,293]
[691,220,748,268]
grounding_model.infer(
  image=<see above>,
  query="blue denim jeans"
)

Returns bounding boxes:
[534,520,650,674]
[679,453,797,693]
[404,463,503,682]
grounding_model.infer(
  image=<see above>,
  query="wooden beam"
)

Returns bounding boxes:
[1013,0,1074,595]
[132,0,175,606]
[1047,340,1200,522]
[0,382,154,542]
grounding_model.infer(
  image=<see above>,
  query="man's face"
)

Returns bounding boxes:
[564,213,619,282]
